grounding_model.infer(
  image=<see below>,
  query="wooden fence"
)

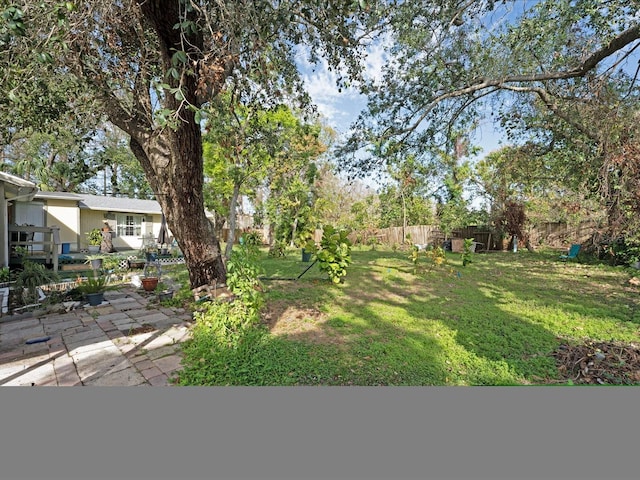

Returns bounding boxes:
[224,221,597,251]
[350,221,598,251]
[527,221,597,247]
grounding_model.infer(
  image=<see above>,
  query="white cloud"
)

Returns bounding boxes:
[299,37,390,133]
[301,60,362,132]
[362,32,392,85]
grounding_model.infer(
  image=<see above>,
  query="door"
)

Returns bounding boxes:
[15,201,45,251]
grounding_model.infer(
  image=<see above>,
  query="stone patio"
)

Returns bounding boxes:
[0,287,193,386]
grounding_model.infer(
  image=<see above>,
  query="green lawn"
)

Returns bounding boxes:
[177,247,640,386]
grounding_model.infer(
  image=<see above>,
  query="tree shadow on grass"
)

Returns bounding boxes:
[259,250,640,385]
[261,271,507,384]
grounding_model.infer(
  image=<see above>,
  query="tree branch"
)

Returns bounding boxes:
[501,85,600,142]
[389,24,640,140]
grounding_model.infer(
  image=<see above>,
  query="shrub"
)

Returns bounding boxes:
[241,231,262,247]
[462,238,474,266]
[0,266,10,283]
[180,258,267,385]
[102,254,127,272]
[425,246,447,268]
[410,245,447,273]
[610,240,640,267]
[268,239,287,257]
[227,237,264,310]
[16,261,60,304]
[306,225,352,284]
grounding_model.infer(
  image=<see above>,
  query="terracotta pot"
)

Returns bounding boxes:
[141,277,159,292]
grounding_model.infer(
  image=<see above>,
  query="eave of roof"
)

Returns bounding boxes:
[0,171,38,201]
[34,191,84,201]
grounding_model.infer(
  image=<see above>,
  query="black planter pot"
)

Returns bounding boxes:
[157,290,173,301]
[302,249,312,262]
[86,292,104,306]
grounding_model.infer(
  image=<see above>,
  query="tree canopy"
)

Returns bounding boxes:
[337,0,639,239]
[1,0,383,287]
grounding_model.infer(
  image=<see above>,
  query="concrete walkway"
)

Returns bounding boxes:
[0,287,193,386]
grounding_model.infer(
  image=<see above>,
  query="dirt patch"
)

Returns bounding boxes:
[124,323,156,336]
[261,300,344,346]
[552,340,640,385]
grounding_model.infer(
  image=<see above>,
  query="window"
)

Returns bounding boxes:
[116,214,142,237]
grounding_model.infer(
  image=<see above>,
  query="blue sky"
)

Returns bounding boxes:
[297,40,506,187]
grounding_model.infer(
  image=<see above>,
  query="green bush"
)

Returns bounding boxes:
[102,254,127,272]
[16,261,60,304]
[306,225,352,284]
[462,238,474,266]
[410,245,447,273]
[268,239,287,257]
[613,241,640,267]
[0,266,10,283]
[241,231,262,247]
[227,237,264,310]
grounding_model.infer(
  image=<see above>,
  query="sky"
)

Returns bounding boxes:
[297,41,506,191]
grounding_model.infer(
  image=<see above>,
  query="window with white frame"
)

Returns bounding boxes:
[116,214,143,237]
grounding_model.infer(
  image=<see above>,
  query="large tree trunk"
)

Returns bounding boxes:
[128,132,227,289]
[122,0,227,289]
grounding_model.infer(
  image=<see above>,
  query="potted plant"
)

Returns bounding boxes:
[155,281,173,301]
[142,243,158,262]
[297,229,315,262]
[84,254,104,271]
[16,260,60,305]
[86,228,102,253]
[141,275,159,292]
[77,274,110,306]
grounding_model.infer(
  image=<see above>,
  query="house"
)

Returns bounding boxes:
[11,191,174,254]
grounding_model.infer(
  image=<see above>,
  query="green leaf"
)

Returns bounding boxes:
[173,50,188,65]
[171,88,185,101]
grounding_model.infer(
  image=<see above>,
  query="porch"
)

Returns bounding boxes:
[9,225,60,271]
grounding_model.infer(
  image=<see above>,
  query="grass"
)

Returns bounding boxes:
[177,246,640,386]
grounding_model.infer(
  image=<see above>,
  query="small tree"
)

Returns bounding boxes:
[305,226,352,284]
[496,201,532,251]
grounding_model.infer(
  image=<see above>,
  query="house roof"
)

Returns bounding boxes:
[35,191,84,201]
[77,194,163,214]
[27,189,217,219]
[0,171,38,201]
[77,193,216,219]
